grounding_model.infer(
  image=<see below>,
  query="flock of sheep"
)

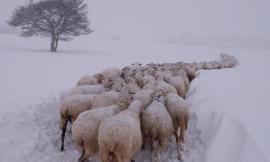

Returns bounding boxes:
[59,54,237,162]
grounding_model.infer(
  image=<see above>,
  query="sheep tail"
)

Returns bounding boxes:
[60,114,71,151]
[108,151,115,162]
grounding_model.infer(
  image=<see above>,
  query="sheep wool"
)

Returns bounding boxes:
[165,93,190,160]
[70,84,107,95]
[98,100,143,162]
[72,105,121,162]
[59,94,96,151]
[91,90,120,109]
[142,97,173,162]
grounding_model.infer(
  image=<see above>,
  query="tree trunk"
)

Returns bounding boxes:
[50,36,56,52]
[55,35,59,52]
[50,33,58,52]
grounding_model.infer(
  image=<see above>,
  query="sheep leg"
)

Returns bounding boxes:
[78,149,86,162]
[109,151,120,162]
[142,135,150,150]
[152,140,160,162]
[156,146,161,162]
[174,130,181,161]
[60,118,68,151]
[99,147,110,162]
[180,122,186,151]
[115,154,126,162]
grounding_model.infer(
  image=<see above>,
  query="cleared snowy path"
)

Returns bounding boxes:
[0,34,269,162]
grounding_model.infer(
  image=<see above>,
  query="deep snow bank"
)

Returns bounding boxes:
[187,53,270,162]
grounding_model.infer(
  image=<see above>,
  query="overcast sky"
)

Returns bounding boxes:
[1,0,270,39]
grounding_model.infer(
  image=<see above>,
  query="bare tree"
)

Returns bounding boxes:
[8,0,92,52]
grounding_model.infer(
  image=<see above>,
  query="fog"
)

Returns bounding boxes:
[1,0,269,41]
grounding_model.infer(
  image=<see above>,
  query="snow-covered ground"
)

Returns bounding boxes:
[0,33,269,162]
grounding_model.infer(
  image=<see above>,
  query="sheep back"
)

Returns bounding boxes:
[165,94,190,129]
[60,94,96,128]
[156,81,177,95]
[142,100,173,146]
[98,110,142,161]
[91,91,120,109]
[70,85,106,95]
[77,75,98,86]
[72,105,121,155]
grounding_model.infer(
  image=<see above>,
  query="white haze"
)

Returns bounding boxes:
[0,0,270,40]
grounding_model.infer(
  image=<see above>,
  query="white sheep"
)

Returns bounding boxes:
[91,84,132,109]
[202,61,222,70]
[156,81,178,96]
[142,95,173,162]
[59,94,96,151]
[165,76,187,98]
[98,100,143,162]
[142,74,156,89]
[111,77,125,92]
[131,75,157,109]
[70,84,107,95]
[91,90,120,109]
[101,67,122,78]
[184,64,196,82]
[132,88,155,109]
[124,75,141,94]
[142,64,157,77]
[72,105,122,162]
[154,70,173,81]
[77,73,104,86]
[174,69,190,92]
[165,94,190,160]
[133,70,145,88]
[122,62,143,78]
[102,75,125,92]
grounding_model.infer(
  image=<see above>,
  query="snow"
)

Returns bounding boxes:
[0,32,269,162]
[187,51,270,162]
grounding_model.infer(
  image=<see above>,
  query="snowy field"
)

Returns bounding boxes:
[0,33,269,162]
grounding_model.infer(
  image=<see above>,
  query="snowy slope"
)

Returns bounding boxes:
[0,33,269,162]
[187,52,270,162]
